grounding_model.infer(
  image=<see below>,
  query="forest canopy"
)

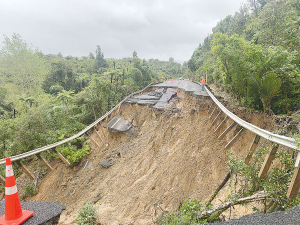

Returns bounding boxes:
[0,33,187,160]
[1,0,300,160]
[188,0,300,114]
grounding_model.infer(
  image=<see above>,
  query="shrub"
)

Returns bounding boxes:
[157,199,212,225]
[20,181,38,199]
[56,138,91,167]
[76,202,98,225]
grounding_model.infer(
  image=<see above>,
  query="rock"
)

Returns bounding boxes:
[191,108,197,113]
[117,144,130,157]
[172,109,180,113]
[100,160,111,168]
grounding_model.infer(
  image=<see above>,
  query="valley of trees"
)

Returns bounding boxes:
[0,33,187,161]
[4,0,300,162]
[188,0,300,115]
[1,0,300,223]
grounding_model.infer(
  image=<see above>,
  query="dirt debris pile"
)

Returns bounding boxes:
[27,88,273,224]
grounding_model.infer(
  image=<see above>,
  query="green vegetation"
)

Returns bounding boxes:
[159,2,300,222]
[157,200,216,225]
[57,137,91,167]
[1,1,300,223]
[158,145,300,224]
[188,0,300,114]
[0,34,187,164]
[76,202,98,225]
[228,146,300,212]
[20,180,38,199]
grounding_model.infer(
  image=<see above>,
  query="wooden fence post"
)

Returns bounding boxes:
[211,111,222,127]
[224,128,245,149]
[117,104,121,114]
[16,161,35,180]
[214,116,229,133]
[95,128,104,143]
[208,102,214,114]
[218,122,237,140]
[36,153,53,171]
[287,153,300,199]
[0,174,5,185]
[245,135,261,165]
[54,148,71,166]
[89,133,101,148]
[105,117,109,133]
[209,106,217,119]
[258,143,279,179]
[99,123,107,137]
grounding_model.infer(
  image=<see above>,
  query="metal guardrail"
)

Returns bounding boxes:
[0,82,160,165]
[2,80,299,166]
[193,81,300,151]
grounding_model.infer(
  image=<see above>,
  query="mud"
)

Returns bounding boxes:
[26,89,273,224]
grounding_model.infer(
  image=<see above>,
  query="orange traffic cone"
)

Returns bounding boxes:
[167,96,169,101]
[0,158,34,225]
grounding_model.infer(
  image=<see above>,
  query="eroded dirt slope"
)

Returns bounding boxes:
[27,90,272,224]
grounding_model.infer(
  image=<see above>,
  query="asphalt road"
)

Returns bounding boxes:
[153,79,209,97]
[0,200,65,225]
[126,80,208,110]
[215,204,300,225]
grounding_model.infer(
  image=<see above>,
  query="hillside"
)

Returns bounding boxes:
[25,86,275,224]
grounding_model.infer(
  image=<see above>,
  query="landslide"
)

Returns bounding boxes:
[27,89,273,224]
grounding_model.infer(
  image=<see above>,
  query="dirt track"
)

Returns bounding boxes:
[27,89,272,224]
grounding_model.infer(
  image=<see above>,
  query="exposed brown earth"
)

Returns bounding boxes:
[23,88,275,224]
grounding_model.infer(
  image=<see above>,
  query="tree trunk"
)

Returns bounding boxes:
[200,191,269,219]
[207,171,231,206]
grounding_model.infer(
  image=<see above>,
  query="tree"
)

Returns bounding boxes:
[212,32,251,98]
[248,0,267,16]
[128,68,143,87]
[94,45,107,71]
[255,0,288,46]
[0,33,48,95]
[133,50,138,58]
[252,73,282,114]
[169,57,174,63]
[42,58,76,93]
[212,15,233,34]
[89,52,95,59]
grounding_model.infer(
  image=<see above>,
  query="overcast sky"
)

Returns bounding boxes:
[0,0,248,62]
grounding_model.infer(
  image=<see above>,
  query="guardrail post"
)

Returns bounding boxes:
[208,102,214,114]
[105,117,109,133]
[111,110,115,117]
[214,116,229,133]
[209,106,217,119]
[218,122,237,140]
[0,174,5,185]
[211,111,222,126]
[224,128,245,149]
[99,123,107,137]
[16,161,35,180]
[95,128,104,143]
[36,153,53,171]
[287,153,300,199]
[54,148,71,166]
[88,133,101,148]
[117,104,121,114]
[244,135,261,165]
[258,143,279,179]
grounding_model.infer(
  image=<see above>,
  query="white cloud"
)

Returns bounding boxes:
[0,0,248,61]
